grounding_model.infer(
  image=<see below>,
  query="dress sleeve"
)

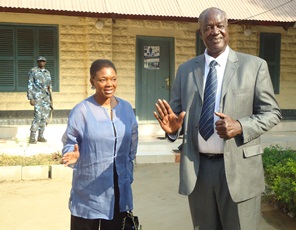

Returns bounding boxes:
[62,103,86,155]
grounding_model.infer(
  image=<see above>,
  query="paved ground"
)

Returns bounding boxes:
[0,122,296,229]
[0,163,296,230]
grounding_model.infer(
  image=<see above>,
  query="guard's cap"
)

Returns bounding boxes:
[37,56,47,61]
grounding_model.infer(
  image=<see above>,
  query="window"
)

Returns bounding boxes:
[196,30,206,56]
[0,25,59,92]
[259,33,281,94]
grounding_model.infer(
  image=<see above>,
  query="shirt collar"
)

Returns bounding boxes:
[204,45,229,67]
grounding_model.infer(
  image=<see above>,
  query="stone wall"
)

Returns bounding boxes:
[229,24,296,109]
[277,28,296,109]
[0,12,295,117]
[58,17,113,109]
[111,19,198,106]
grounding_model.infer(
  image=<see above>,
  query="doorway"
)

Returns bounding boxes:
[136,36,175,122]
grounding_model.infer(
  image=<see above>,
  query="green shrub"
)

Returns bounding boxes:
[263,145,296,213]
[0,152,63,166]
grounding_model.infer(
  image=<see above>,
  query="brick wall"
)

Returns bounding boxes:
[277,28,296,109]
[111,19,197,106]
[229,24,296,109]
[59,17,114,109]
[0,12,295,118]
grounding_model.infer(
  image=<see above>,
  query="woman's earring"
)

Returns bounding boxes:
[91,85,95,90]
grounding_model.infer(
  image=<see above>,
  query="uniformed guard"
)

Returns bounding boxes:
[27,56,53,144]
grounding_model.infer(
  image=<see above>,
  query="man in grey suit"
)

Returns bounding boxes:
[154,7,282,230]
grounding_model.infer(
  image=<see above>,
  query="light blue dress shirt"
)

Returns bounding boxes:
[62,96,138,220]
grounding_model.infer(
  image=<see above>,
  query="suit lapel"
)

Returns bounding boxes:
[220,49,239,110]
[193,55,205,100]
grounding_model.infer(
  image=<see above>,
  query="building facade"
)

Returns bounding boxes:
[0,9,296,124]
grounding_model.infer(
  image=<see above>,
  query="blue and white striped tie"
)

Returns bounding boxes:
[199,60,218,141]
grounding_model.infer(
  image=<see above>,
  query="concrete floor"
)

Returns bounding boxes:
[0,163,295,230]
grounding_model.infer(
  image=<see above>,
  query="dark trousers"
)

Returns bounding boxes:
[188,155,261,230]
[70,167,126,230]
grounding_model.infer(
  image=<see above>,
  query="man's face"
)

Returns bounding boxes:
[37,60,46,68]
[200,9,229,58]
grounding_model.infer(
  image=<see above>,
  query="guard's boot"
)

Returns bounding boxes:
[29,131,37,144]
[37,130,47,142]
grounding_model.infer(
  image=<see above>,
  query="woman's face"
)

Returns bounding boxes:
[91,67,117,100]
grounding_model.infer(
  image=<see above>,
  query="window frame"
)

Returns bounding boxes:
[259,33,281,94]
[0,24,59,92]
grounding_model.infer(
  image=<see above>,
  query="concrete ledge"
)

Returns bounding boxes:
[22,165,49,180]
[50,164,73,179]
[138,123,166,137]
[136,151,178,164]
[0,166,22,181]
[270,120,296,132]
[0,165,73,181]
[0,126,18,139]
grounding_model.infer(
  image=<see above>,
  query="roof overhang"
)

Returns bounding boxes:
[0,6,295,30]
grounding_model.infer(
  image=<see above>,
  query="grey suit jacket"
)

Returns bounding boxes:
[170,48,282,202]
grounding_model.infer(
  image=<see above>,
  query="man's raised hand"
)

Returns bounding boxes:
[154,99,185,135]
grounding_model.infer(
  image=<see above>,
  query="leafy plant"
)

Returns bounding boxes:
[263,145,296,214]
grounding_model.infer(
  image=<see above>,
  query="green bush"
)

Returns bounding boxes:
[0,152,63,166]
[263,145,296,213]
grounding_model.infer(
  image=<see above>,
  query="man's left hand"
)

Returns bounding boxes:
[215,112,242,140]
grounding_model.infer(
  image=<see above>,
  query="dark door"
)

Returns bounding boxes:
[136,36,174,122]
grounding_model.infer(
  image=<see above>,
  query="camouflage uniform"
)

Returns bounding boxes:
[27,56,52,143]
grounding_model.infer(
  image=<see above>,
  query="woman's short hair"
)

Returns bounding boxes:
[90,59,117,79]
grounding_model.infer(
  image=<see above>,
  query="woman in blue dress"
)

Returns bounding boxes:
[62,59,138,230]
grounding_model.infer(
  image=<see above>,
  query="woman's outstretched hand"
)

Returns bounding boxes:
[154,99,185,135]
[62,144,80,166]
